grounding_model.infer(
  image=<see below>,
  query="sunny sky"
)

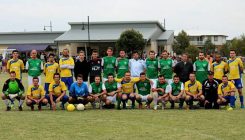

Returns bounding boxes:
[0,0,244,39]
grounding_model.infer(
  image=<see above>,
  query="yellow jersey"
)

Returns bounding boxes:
[44,62,59,83]
[227,58,243,80]
[211,61,228,80]
[7,59,24,79]
[218,81,235,95]
[27,85,45,99]
[184,80,202,94]
[59,57,74,77]
[118,77,139,94]
[49,81,67,97]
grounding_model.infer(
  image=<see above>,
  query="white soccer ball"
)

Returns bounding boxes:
[76,104,85,111]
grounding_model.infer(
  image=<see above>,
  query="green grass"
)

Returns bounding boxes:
[0,73,245,140]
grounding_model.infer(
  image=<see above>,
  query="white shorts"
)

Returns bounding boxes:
[140,94,150,102]
[106,94,117,103]
[165,79,173,84]
[28,75,41,86]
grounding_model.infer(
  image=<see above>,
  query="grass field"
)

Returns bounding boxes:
[0,73,245,140]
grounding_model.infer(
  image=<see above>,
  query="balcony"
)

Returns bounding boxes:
[190,41,205,46]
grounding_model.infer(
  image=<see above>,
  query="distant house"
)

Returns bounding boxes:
[187,31,228,52]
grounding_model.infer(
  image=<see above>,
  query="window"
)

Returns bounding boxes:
[214,36,218,41]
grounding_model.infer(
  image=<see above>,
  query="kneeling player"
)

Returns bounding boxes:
[2,71,25,111]
[88,75,106,109]
[202,72,219,109]
[47,73,69,110]
[152,75,170,110]
[69,74,89,106]
[26,77,48,111]
[117,72,139,109]
[102,73,121,109]
[217,75,236,109]
[169,75,185,109]
[185,73,204,109]
[135,72,153,109]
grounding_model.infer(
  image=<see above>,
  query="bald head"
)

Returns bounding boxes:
[31,50,37,59]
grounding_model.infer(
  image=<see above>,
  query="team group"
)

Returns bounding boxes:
[2,47,244,111]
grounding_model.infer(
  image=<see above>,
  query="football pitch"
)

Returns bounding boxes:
[0,73,245,140]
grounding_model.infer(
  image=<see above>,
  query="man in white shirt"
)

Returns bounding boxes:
[129,51,146,78]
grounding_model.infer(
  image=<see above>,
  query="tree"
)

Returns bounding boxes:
[220,42,231,57]
[185,45,200,62]
[230,35,245,56]
[173,30,190,55]
[203,38,215,54]
[116,29,145,55]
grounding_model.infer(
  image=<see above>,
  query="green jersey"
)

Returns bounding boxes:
[194,60,209,83]
[27,59,42,77]
[102,56,117,78]
[159,58,173,79]
[146,58,158,79]
[3,78,24,95]
[170,82,183,96]
[90,82,103,95]
[104,80,118,93]
[136,79,151,96]
[117,58,129,78]
[156,81,168,95]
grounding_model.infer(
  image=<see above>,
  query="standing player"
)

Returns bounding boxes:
[2,71,25,111]
[202,72,219,109]
[74,51,89,84]
[210,54,228,83]
[101,47,117,82]
[116,50,129,80]
[174,53,193,83]
[26,50,43,85]
[7,50,25,80]
[43,53,59,95]
[146,50,158,86]
[88,76,105,109]
[135,72,153,109]
[68,74,89,106]
[47,73,69,110]
[158,50,175,84]
[227,50,244,108]
[129,51,146,78]
[193,52,210,83]
[102,73,121,109]
[185,73,204,109]
[59,48,75,90]
[152,75,170,110]
[217,75,236,109]
[89,50,102,83]
[26,77,48,111]
[168,75,185,109]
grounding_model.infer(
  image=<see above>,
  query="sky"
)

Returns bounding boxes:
[0,0,245,39]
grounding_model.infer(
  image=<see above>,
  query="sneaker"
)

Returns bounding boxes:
[60,104,65,110]
[6,106,11,111]
[146,104,151,109]
[92,102,96,109]
[131,105,135,109]
[139,104,143,109]
[31,106,34,111]
[154,105,157,110]
[18,106,23,111]
[241,104,244,109]
[38,106,42,111]
[227,106,234,111]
